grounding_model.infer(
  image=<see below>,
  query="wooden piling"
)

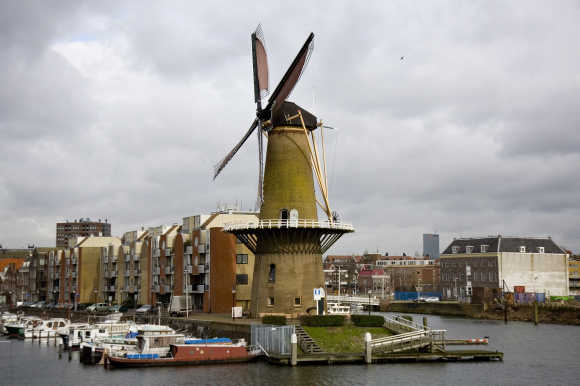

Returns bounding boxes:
[364,332,372,364]
[422,317,428,329]
[533,301,539,325]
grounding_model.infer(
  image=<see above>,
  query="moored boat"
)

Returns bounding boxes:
[107,339,261,367]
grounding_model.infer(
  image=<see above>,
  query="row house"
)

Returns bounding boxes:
[440,236,569,301]
[0,259,26,305]
[94,210,257,314]
[375,256,440,293]
[358,268,390,298]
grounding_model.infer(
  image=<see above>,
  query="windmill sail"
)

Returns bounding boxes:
[252,25,269,107]
[265,33,314,115]
[213,118,259,179]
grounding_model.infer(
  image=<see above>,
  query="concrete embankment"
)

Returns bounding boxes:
[384,301,580,325]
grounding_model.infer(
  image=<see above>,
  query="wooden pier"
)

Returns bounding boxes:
[267,349,503,365]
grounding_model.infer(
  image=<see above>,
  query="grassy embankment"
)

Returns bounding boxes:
[302,324,392,353]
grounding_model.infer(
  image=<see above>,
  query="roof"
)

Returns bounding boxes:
[442,236,566,255]
[77,236,122,248]
[0,258,26,272]
[0,249,30,259]
[271,101,317,130]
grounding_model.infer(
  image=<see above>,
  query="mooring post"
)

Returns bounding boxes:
[364,332,372,364]
[504,303,508,323]
[533,301,539,325]
[423,316,428,330]
[291,333,298,366]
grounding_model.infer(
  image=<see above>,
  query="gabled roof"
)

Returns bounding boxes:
[0,258,26,273]
[442,236,566,254]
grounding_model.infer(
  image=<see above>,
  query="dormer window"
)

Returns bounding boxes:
[465,246,473,254]
[452,246,459,254]
[520,246,526,253]
[537,247,545,253]
[480,245,489,253]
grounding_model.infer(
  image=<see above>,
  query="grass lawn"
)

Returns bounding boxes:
[302,324,392,353]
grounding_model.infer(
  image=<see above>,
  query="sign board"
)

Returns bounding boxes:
[232,306,243,318]
[313,287,325,301]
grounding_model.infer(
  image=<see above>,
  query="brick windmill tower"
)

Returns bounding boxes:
[214,26,354,317]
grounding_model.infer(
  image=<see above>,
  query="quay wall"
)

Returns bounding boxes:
[385,302,484,317]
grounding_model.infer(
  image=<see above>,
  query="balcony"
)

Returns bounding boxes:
[109,285,115,292]
[71,257,77,264]
[153,248,160,257]
[104,256,109,264]
[198,244,206,253]
[112,255,118,263]
[125,271,130,277]
[164,285,171,293]
[153,266,160,275]
[185,265,192,274]
[125,254,131,262]
[111,270,118,278]
[152,284,160,292]
[71,271,76,279]
[164,266,173,275]
[185,246,193,255]
[133,255,139,262]
[197,264,205,274]
[165,248,172,256]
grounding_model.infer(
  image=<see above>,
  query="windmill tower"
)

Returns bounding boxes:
[214,26,354,317]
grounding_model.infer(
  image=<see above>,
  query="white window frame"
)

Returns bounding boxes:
[537,247,545,253]
[452,246,459,254]
[520,246,526,253]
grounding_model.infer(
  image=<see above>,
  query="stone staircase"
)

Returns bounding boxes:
[294,325,325,355]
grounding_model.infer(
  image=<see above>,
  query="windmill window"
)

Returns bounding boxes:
[269,264,276,282]
[280,209,289,221]
[267,297,275,306]
[294,297,302,306]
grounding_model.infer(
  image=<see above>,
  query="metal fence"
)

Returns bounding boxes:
[251,324,295,357]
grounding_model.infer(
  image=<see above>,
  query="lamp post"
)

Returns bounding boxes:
[368,289,372,316]
[232,287,237,321]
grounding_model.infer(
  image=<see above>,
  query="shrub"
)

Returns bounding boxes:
[299,315,345,327]
[351,314,385,327]
[262,315,287,325]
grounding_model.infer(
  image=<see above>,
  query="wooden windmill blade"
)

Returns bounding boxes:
[213,118,259,179]
[252,25,269,109]
[264,32,314,117]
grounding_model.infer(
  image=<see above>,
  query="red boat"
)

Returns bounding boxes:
[107,341,261,368]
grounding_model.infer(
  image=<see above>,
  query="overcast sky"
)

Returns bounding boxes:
[1,1,579,255]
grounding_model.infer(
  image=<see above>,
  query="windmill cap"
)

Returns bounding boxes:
[272,101,318,130]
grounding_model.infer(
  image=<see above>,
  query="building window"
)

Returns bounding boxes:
[480,245,489,253]
[236,274,248,285]
[489,272,493,281]
[294,297,301,306]
[236,254,248,264]
[267,296,275,306]
[269,264,276,282]
[537,247,545,253]
[465,246,473,254]
[280,209,289,221]
[452,246,459,254]
[520,246,526,253]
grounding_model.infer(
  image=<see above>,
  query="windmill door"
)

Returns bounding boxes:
[290,209,298,227]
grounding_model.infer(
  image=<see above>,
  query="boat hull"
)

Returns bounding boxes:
[108,344,258,368]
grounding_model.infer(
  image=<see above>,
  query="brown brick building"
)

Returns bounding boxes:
[56,218,111,247]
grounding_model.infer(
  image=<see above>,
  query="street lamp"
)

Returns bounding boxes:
[232,287,237,321]
[368,289,372,316]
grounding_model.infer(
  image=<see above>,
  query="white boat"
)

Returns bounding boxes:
[1,312,19,334]
[5,316,43,337]
[327,302,351,315]
[25,318,70,339]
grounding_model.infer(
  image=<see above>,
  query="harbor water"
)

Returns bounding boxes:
[1,313,579,386]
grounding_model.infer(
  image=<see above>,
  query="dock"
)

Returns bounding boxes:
[267,350,503,365]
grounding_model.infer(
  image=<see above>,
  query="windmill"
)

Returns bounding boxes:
[218,26,354,317]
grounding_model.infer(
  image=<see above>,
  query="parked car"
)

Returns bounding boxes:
[136,304,152,314]
[87,303,109,312]
[108,304,128,313]
[424,297,440,303]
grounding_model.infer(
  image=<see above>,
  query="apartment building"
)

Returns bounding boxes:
[56,218,111,247]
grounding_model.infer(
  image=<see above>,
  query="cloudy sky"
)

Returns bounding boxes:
[1,1,579,255]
